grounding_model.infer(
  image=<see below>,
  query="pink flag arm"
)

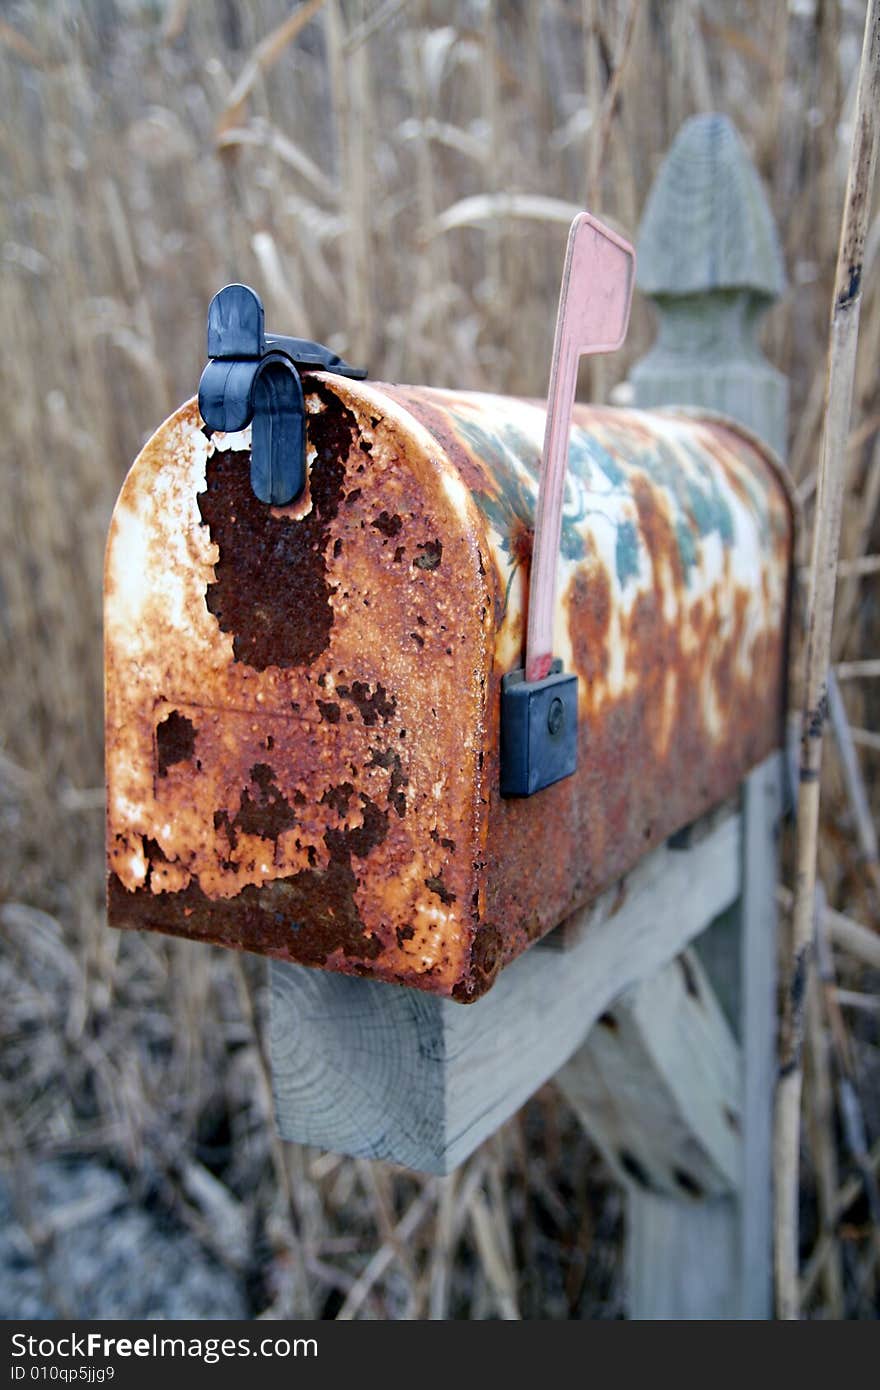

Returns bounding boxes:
[524,214,635,683]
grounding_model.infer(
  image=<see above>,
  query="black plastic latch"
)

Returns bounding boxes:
[500,660,578,797]
[198,283,366,507]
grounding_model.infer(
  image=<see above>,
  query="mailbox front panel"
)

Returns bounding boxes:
[106,378,792,999]
[106,383,495,997]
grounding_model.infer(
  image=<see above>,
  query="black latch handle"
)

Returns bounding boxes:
[198,284,366,507]
[249,354,306,506]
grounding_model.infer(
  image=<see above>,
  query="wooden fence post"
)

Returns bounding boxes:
[557,113,787,1319]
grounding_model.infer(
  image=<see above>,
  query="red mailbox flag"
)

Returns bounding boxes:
[525,213,635,683]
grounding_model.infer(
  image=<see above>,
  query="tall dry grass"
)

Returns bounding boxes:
[0,0,877,1317]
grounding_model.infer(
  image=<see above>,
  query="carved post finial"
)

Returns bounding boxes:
[630,113,787,459]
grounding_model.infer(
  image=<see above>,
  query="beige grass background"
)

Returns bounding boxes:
[0,0,877,1317]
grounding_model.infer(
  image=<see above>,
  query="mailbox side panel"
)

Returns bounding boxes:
[105,381,496,997]
[383,389,794,986]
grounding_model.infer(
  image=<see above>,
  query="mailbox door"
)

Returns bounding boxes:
[106,383,496,997]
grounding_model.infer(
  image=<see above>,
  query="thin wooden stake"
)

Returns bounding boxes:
[774,0,880,1321]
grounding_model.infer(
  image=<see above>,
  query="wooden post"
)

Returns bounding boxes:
[560,114,787,1319]
[630,112,787,455]
[627,112,786,1320]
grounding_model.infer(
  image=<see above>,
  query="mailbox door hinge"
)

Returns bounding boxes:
[198,283,367,507]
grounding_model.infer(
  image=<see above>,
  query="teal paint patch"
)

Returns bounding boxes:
[568,432,626,489]
[478,488,531,545]
[450,416,537,616]
[684,473,717,536]
[615,519,641,587]
[566,433,593,483]
[453,416,541,482]
[559,526,586,563]
[448,409,595,604]
[708,472,735,545]
[623,437,739,585]
[593,442,627,489]
[675,520,699,582]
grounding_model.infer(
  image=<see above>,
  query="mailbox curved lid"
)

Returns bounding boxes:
[105,376,793,999]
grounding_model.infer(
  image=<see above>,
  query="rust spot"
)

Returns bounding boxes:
[372,511,403,539]
[413,539,442,571]
[367,746,408,818]
[431,829,456,851]
[568,563,611,695]
[325,792,388,861]
[109,863,382,968]
[449,922,502,1001]
[508,519,533,570]
[425,874,456,906]
[142,836,169,889]
[197,385,357,670]
[320,781,354,816]
[214,764,297,851]
[336,681,396,726]
[316,699,341,724]
[156,710,196,777]
[472,923,501,976]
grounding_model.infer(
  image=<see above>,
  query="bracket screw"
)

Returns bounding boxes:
[547,697,565,737]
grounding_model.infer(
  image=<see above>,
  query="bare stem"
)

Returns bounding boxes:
[774,0,880,1321]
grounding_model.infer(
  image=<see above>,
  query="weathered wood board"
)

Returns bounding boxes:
[556,946,741,1200]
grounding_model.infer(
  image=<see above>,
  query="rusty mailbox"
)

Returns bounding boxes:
[105,218,793,1004]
